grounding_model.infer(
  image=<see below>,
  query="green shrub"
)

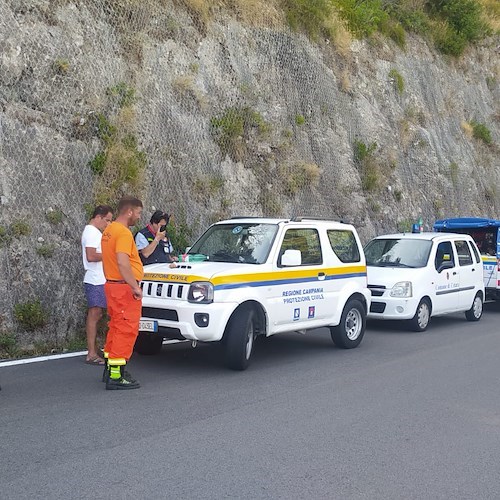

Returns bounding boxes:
[295,114,305,126]
[388,69,404,94]
[392,7,430,35]
[449,162,459,184]
[37,244,55,258]
[333,0,388,37]
[106,82,136,108]
[166,218,193,254]
[210,107,269,158]
[0,333,17,357]
[280,161,321,196]
[54,58,70,75]
[434,25,467,56]
[10,220,31,237]
[380,18,406,48]
[284,0,334,40]
[14,300,48,331]
[89,151,107,175]
[430,0,486,42]
[46,209,63,224]
[354,139,377,163]
[353,139,379,191]
[470,121,492,144]
[97,114,117,146]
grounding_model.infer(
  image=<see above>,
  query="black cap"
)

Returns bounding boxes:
[150,210,169,224]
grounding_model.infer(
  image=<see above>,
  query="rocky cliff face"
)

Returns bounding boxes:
[0,0,498,348]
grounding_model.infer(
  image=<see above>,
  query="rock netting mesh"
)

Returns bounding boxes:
[0,0,497,344]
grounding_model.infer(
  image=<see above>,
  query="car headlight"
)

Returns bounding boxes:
[188,282,214,304]
[390,281,412,298]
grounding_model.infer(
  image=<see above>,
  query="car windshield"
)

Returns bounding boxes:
[188,222,279,264]
[364,238,432,268]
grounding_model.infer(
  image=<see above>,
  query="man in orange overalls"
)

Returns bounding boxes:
[101,196,144,390]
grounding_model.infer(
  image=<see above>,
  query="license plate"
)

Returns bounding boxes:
[139,320,158,332]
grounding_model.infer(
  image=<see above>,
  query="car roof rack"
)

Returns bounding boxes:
[290,216,346,223]
[229,216,266,219]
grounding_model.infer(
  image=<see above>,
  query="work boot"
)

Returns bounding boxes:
[105,364,140,390]
[102,363,136,384]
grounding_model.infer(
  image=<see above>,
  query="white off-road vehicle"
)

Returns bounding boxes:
[136,217,371,370]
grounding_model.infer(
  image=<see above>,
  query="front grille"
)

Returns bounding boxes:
[370,301,386,313]
[142,307,179,321]
[141,281,187,299]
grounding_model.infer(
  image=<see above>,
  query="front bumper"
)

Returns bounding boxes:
[140,298,237,342]
[368,295,419,320]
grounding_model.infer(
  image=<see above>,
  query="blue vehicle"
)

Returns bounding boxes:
[434,217,500,300]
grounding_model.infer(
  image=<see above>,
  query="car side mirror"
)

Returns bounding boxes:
[281,249,302,267]
[437,260,454,273]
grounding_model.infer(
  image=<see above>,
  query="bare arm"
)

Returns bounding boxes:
[85,247,102,262]
[117,252,142,299]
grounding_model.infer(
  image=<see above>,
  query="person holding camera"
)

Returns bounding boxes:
[135,210,178,266]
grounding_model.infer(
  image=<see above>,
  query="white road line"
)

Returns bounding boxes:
[0,350,88,367]
[0,339,188,368]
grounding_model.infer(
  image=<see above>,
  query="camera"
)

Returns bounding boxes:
[159,224,168,232]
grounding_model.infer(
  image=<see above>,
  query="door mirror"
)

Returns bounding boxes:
[437,260,454,273]
[281,249,302,267]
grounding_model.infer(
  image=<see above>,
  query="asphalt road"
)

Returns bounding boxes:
[1,303,500,499]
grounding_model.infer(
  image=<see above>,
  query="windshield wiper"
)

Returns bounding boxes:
[370,261,415,268]
[210,251,240,263]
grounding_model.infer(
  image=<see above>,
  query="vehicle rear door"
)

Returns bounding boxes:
[453,239,479,309]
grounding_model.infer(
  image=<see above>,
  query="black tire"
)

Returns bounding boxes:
[465,293,483,321]
[409,298,431,332]
[330,299,366,349]
[224,306,256,370]
[134,332,163,355]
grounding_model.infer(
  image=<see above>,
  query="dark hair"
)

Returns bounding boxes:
[150,210,169,224]
[91,205,113,219]
[117,196,143,214]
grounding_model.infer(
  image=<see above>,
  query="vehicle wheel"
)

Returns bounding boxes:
[224,306,256,370]
[330,299,366,349]
[409,298,431,332]
[134,332,163,355]
[465,293,483,321]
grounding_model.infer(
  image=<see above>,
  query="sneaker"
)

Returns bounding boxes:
[105,375,140,390]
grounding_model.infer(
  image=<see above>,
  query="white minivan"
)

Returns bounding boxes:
[364,232,484,331]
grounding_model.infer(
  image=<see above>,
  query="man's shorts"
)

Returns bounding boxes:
[84,283,107,309]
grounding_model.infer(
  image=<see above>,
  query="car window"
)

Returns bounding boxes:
[278,228,322,266]
[434,241,455,270]
[468,241,481,264]
[454,240,473,266]
[327,230,360,263]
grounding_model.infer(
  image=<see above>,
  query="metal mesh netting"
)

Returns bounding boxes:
[0,0,498,345]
